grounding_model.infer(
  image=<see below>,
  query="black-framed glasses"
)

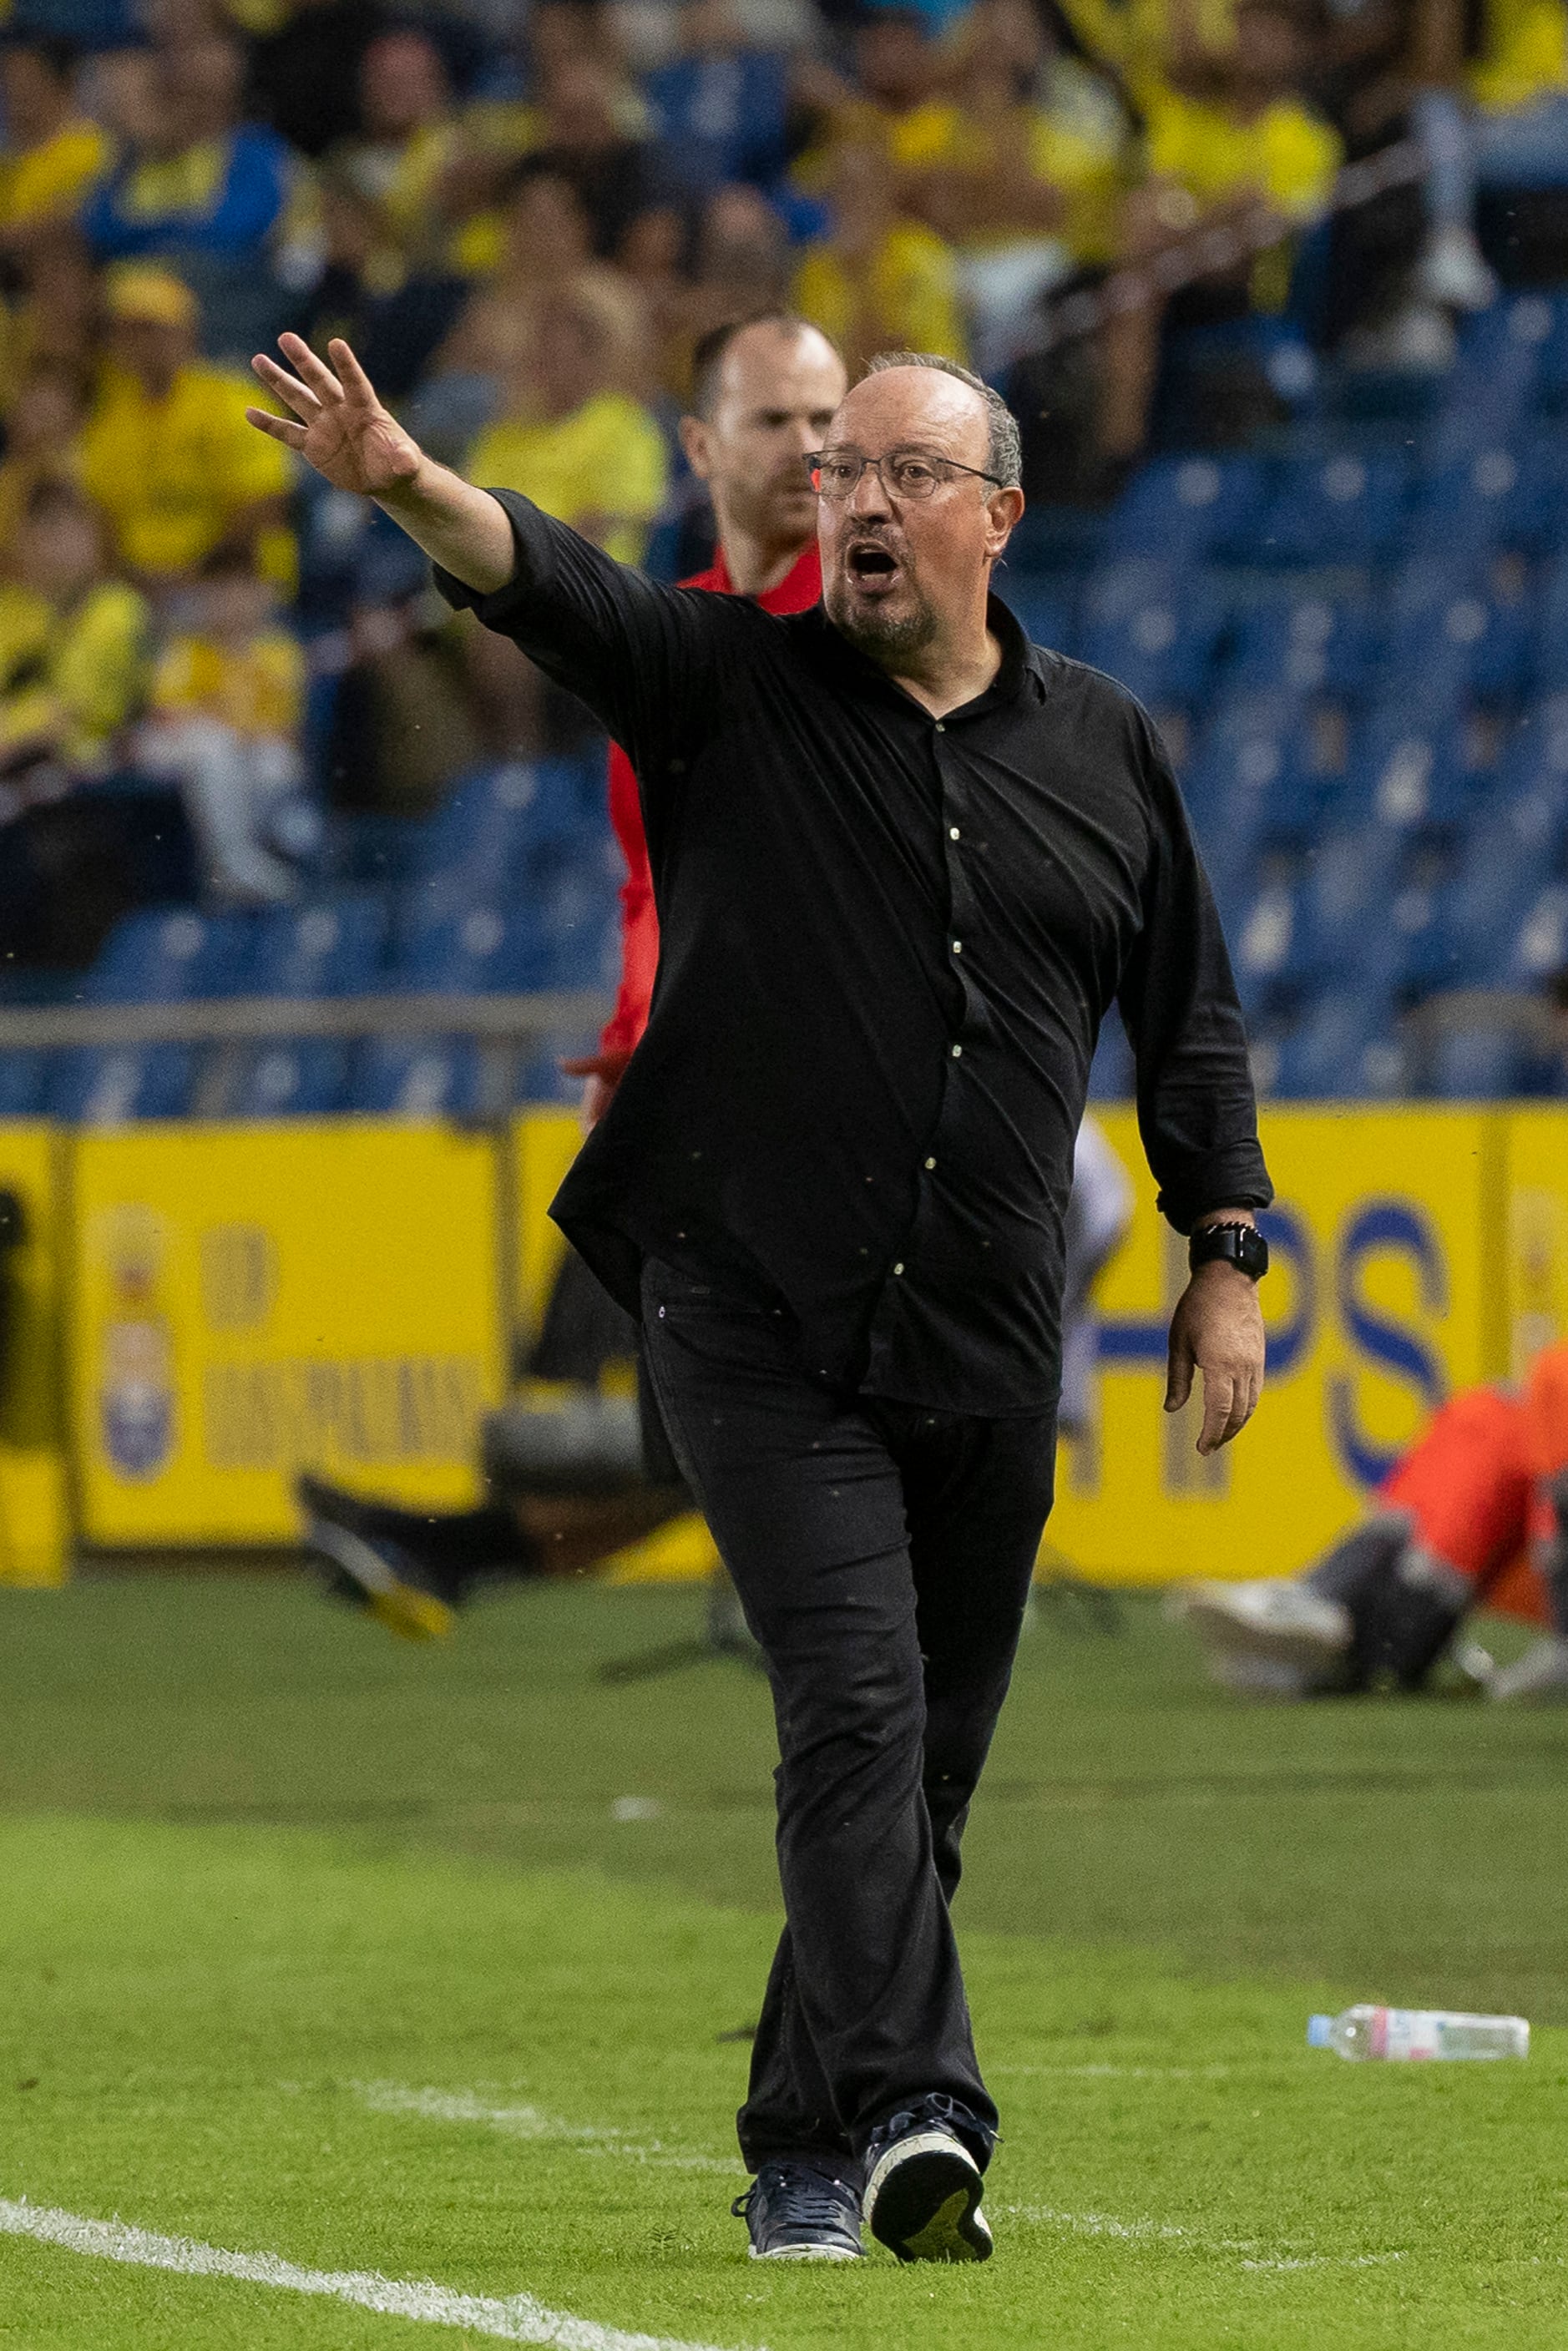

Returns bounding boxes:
[806,446,1005,501]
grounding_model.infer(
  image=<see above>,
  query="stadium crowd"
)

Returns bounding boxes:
[0,0,1567,1104]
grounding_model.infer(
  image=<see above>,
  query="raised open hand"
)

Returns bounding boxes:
[247,333,422,498]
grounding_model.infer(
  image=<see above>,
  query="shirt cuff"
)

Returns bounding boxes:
[1156,1149,1273,1236]
[430,490,555,627]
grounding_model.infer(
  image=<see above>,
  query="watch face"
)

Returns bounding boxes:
[1193,1224,1268,1277]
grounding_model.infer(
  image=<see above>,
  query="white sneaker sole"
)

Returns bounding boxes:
[747,2243,862,2261]
[1181,1584,1349,1677]
[863,2131,991,2263]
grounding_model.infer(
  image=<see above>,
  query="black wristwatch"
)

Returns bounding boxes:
[1188,1221,1269,1281]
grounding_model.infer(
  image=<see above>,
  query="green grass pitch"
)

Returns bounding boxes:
[2,1570,1565,2349]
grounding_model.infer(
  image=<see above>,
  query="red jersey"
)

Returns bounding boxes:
[589,541,822,1078]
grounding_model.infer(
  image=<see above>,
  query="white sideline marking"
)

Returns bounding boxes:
[1242,2252,1406,2273]
[1008,2203,1262,2253]
[993,2062,1242,2081]
[0,2197,741,2351]
[357,2083,736,2175]
[1009,2205,1406,2273]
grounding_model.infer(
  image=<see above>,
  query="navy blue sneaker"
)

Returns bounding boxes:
[862,2097,994,2263]
[732,2158,864,2261]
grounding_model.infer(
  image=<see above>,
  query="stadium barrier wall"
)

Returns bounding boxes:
[2,1103,1566,1581]
[63,1121,508,1548]
[0,1122,69,1585]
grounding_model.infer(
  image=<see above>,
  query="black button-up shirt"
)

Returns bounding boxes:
[438,493,1271,1416]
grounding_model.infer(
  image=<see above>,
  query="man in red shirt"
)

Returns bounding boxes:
[568,313,844,1116]
[299,313,847,1636]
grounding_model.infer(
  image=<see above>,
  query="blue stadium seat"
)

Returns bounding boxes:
[48,1044,199,1125]
[1252,453,1408,568]
[389,900,539,990]
[349,1037,484,1118]
[1182,709,1331,880]
[1498,882,1568,987]
[1378,561,1532,709]
[228,1044,353,1118]
[405,761,543,889]
[1534,291,1568,414]
[1229,871,1306,1015]
[1272,990,1408,1098]
[1005,582,1075,657]
[249,895,387,996]
[535,868,618,990]
[1100,456,1267,566]
[207,898,388,1120]
[1333,709,1474,834]
[1289,826,1408,986]
[1428,1021,1530,1098]
[1220,594,1373,701]
[84,906,259,1002]
[1429,295,1555,458]
[1526,558,1568,693]
[0,1051,48,1116]
[1076,573,1229,710]
[1406,445,1531,560]
[49,908,258,1125]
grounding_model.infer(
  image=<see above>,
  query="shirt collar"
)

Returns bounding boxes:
[806,587,1040,720]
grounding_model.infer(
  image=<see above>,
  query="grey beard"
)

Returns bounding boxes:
[825,585,940,665]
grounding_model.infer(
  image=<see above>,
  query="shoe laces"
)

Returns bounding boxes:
[865,2092,995,2166]
[733,2161,854,2229]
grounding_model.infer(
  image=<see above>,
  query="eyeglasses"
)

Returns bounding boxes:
[806,447,1005,501]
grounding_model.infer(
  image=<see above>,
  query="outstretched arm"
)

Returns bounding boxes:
[247,333,516,594]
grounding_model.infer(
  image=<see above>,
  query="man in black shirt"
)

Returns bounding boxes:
[248,332,1272,2268]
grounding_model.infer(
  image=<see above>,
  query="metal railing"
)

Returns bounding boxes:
[0,990,610,1051]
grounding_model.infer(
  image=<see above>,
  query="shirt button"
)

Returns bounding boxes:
[892,1263,904,1276]
[948,826,960,840]
[934,721,945,734]
[924,1156,936,1170]
[952,939,962,954]
[951,1044,963,1058]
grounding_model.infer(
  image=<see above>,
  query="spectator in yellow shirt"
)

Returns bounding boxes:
[1141,3,1343,254]
[1094,0,1339,460]
[78,265,296,598]
[792,143,969,378]
[0,480,149,796]
[464,281,668,567]
[459,277,666,751]
[0,35,110,254]
[138,546,307,902]
[1407,0,1568,318]
[895,0,1133,368]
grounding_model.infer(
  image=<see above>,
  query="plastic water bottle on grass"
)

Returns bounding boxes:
[1308,2005,1529,2061]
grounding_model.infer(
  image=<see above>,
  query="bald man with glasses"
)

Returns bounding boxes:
[249,334,1271,2268]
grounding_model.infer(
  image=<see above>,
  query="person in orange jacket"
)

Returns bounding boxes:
[1180,1340,1568,1700]
[297,312,847,1636]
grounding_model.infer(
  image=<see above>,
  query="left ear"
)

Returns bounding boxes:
[983,485,1025,561]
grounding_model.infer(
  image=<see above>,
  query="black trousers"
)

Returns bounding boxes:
[640,1259,1057,2174]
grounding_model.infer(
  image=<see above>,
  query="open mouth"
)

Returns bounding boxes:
[847,543,899,585]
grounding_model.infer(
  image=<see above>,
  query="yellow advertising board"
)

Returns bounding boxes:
[0,1121,68,1585]
[67,1122,506,1545]
[1502,1107,1568,1378]
[1051,1106,1508,1584]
